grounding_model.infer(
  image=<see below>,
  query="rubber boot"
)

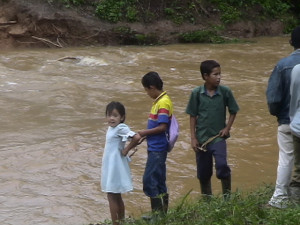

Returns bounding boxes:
[162,193,169,214]
[150,197,163,212]
[142,197,163,221]
[221,175,231,200]
[200,179,212,200]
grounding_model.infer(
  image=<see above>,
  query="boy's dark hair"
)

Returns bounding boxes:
[105,101,126,123]
[141,71,163,90]
[200,60,220,79]
[291,26,300,49]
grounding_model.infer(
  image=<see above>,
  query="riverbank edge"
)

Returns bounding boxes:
[0,0,287,49]
[91,184,300,225]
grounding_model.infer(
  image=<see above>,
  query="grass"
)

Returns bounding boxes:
[93,184,300,225]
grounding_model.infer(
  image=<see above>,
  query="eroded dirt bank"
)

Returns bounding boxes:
[0,0,285,49]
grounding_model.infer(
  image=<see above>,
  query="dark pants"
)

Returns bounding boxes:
[291,135,300,186]
[143,150,168,197]
[196,140,231,182]
[290,135,300,201]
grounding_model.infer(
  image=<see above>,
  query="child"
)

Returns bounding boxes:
[185,60,239,199]
[138,71,173,214]
[101,101,141,225]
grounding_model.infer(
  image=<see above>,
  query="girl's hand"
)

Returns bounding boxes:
[128,147,138,157]
[121,149,128,156]
[122,147,138,157]
[122,133,143,157]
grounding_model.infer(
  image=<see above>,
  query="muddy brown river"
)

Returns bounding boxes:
[0,36,292,224]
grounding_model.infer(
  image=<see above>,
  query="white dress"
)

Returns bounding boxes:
[101,123,135,193]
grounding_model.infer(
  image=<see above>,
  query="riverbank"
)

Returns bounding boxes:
[0,0,288,49]
[92,185,300,225]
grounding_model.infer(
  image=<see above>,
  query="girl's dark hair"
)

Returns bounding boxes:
[141,71,163,90]
[291,26,300,49]
[200,60,220,79]
[105,101,126,123]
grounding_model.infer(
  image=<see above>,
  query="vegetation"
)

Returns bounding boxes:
[50,0,300,44]
[209,0,298,33]
[56,0,299,27]
[92,185,300,225]
[112,26,159,45]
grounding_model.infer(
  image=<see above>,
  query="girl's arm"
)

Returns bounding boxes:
[122,133,141,156]
[190,116,199,152]
[219,113,237,137]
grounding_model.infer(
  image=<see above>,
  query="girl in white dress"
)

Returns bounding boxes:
[101,101,141,225]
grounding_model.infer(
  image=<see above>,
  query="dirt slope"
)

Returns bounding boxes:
[0,0,284,49]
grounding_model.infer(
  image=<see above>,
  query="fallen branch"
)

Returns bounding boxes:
[31,36,63,48]
[56,37,63,48]
[0,21,17,26]
[57,56,79,62]
[83,30,101,39]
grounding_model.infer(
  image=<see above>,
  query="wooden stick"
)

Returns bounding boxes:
[0,21,17,26]
[129,147,138,158]
[31,36,63,48]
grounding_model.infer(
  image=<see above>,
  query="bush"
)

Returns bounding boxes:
[95,0,139,23]
[112,26,159,45]
[179,30,226,44]
[59,0,85,6]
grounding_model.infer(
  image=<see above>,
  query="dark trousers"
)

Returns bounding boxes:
[143,150,168,197]
[196,140,231,182]
[291,135,300,186]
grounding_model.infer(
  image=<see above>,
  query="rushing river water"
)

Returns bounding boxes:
[0,36,293,224]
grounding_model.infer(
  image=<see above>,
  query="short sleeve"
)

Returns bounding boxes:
[224,88,239,114]
[116,123,136,142]
[186,87,200,116]
[155,94,173,124]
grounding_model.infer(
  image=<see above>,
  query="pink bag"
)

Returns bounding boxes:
[167,115,179,152]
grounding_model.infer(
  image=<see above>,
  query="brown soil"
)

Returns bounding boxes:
[0,0,285,49]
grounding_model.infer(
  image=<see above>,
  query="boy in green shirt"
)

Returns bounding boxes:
[186,60,239,198]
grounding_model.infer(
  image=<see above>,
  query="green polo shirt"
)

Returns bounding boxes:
[185,85,239,144]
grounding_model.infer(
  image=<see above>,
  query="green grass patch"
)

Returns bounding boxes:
[111,184,300,225]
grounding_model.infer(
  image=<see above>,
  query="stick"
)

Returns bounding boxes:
[197,134,220,152]
[0,21,17,26]
[129,147,138,158]
[31,36,63,48]
[128,136,146,158]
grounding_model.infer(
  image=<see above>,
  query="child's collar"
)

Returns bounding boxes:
[202,85,220,96]
[154,91,166,103]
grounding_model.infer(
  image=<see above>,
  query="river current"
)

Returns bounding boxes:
[0,36,291,224]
